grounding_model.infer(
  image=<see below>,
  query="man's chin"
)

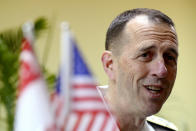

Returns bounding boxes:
[144,103,163,116]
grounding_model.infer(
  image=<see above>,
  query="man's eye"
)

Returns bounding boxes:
[164,53,177,64]
[141,53,149,57]
[167,55,175,60]
[139,52,153,61]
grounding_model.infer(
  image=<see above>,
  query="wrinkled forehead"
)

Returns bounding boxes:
[123,15,178,45]
[126,15,175,28]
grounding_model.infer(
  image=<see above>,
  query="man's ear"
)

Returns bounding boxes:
[101,51,116,81]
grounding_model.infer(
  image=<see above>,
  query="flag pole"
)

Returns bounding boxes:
[22,22,35,44]
[60,22,72,114]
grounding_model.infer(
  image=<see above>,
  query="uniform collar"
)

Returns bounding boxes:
[142,121,155,131]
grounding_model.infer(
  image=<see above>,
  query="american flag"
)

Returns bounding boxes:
[51,22,119,131]
[14,22,55,131]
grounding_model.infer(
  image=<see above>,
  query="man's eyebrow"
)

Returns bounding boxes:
[168,48,179,57]
[138,45,156,52]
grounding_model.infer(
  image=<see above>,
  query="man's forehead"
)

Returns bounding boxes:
[125,14,174,28]
[127,15,150,26]
[112,15,178,56]
[123,15,177,42]
[123,15,152,40]
[123,15,149,38]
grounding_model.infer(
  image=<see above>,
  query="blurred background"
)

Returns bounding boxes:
[0,0,195,130]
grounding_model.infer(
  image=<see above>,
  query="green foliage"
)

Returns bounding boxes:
[34,17,49,38]
[0,17,56,131]
[42,66,56,92]
[0,29,22,53]
[0,40,18,131]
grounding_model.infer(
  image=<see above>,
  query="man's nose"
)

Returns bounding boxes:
[151,58,168,78]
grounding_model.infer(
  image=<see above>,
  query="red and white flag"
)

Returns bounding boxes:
[14,22,55,131]
[51,22,119,131]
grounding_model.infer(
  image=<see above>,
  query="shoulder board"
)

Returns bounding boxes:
[147,115,178,131]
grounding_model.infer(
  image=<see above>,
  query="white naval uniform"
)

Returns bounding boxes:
[143,121,155,131]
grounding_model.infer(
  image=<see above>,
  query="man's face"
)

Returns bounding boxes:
[113,15,178,116]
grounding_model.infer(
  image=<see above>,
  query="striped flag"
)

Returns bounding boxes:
[14,22,55,131]
[51,22,119,131]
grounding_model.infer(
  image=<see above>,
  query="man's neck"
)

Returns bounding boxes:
[100,86,147,131]
[115,111,146,131]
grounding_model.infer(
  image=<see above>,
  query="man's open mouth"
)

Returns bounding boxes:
[145,86,162,93]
